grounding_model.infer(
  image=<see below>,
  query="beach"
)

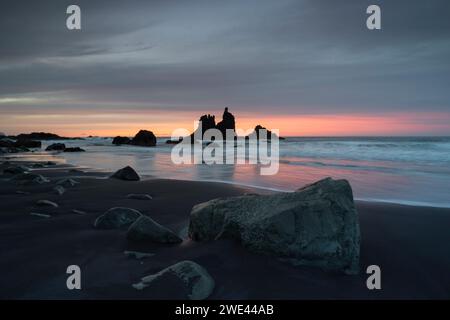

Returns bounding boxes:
[1,160,450,299]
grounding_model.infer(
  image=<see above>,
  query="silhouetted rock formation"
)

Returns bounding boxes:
[46,143,66,151]
[247,125,285,140]
[112,136,131,145]
[216,107,236,136]
[130,130,157,147]
[189,108,236,142]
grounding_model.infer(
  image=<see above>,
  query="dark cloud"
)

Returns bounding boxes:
[0,0,450,117]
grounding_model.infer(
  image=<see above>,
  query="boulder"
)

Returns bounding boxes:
[112,136,131,145]
[247,125,285,140]
[189,177,360,274]
[110,166,140,181]
[126,193,152,200]
[127,215,182,243]
[132,260,215,300]
[130,130,156,147]
[45,143,66,151]
[94,207,142,229]
[63,147,85,152]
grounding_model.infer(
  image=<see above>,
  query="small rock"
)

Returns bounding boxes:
[72,209,87,215]
[124,250,155,260]
[132,261,215,300]
[46,161,57,166]
[94,207,142,229]
[36,200,59,208]
[112,136,131,145]
[30,212,51,218]
[127,215,182,243]
[32,163,45,168]
[45,143,66,151]
[110,166,140,181]
[126,194,152,200]
[53,185,66,195]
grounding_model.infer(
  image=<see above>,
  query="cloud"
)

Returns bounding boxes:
[0,0,449,131]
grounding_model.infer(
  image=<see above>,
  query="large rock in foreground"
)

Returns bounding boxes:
[130,130,156,147]
[132,261,215,300]
[110,166,140,181]
[189,178,360,274]
[127,216,182,243]
[94,207,142,229]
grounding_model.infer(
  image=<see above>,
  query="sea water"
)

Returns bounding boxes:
[6,136,450,208]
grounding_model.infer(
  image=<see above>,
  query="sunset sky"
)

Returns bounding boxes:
[1,0,450,137]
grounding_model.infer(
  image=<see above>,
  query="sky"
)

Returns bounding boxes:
[1,0,450,136]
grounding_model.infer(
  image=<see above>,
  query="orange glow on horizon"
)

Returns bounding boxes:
[1,111,450,137]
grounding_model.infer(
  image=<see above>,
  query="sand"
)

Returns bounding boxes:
[0,161,449,299]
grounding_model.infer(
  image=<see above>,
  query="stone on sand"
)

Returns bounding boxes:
[53,185,66,195]
[94,207,142,229]
[126,193,152,200]
[110,166,140,181]
[189,177,360,275]
[132,260,215,300]
[127,215,182,243]
[36,200,59,208]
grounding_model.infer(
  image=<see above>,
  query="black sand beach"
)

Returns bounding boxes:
[1,161,450,299]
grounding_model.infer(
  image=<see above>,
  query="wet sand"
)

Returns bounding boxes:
[1,161,450,299]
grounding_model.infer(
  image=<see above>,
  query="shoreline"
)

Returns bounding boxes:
[2,155,449,209]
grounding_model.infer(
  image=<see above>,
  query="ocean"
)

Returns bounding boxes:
[7,136,450,208]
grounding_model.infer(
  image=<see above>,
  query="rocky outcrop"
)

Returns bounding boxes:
[16,132,64,140]
[189,177,360,274]
[112,136,131,145]
[63,147,85,152]
[127,215,182,243]
[14,139,41,148]
[46,143,66,151]
[132,260,215,300]
[94,207,142,229]
[110,166,140,181]
[130,130,157,147]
